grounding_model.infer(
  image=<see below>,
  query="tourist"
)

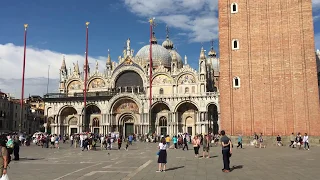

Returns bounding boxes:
[82,138,89,151]
[70,135,74,147]
[165,135,171,148]
[0,138,8,177]
[55,135,60,149]
[157,137,167,172]
[128,134,133,145]
[125,137,129,151]
[13,136,20,160]
[236,134,242,149]
[100,135,105,150]
[192,136,200,158]
[172,135,177,149]
[220,130,232,173]
[289,133,295,148]
[259,133,264,148]
[296,133,302,149]
[202,134,210,158]
[182,134,188,151]
[303,133,309,150]
[118,136,122,150]
[276,135,282,146]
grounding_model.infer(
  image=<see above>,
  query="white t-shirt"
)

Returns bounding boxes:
[158,143,167,150]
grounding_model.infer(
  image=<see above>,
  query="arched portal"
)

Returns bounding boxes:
[150,102,170,134]
[176,102,198,135]
[115,71,143,93]
[158,116,168,136]
[118,114,135,137]
[111,98,139,134]
[207,104,219,134]
[92,117,100,134]
[84,104,101,132]
[59,106,77,135]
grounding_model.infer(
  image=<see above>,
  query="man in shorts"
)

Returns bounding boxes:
[202,134,210,158]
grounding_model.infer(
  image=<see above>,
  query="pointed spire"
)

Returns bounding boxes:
[184,55,188,65]
[208,39,217,57]
[95,60,99,72]
[200,46,206,59]
[166,25,169,39]
[61,55,66,69]
[106,49,112,65]
[75,61,80,74]
[162,25,174,49]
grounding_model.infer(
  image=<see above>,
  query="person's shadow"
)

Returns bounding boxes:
[230,165,243,172]
[165,166,185,171]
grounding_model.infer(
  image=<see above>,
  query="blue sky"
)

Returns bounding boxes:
[0,0,319,96]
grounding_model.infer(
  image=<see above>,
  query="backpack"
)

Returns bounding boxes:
[0,146,11,165]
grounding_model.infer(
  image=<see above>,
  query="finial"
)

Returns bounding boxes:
[166,25,169,39]
[85,22,90,27]
[107,49,112,65]
[24,24,28,30]
[211,39,214,49]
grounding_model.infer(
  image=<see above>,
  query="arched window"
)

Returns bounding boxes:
[185,87,190,93]
[232,39,239,50]
[233,77,240,88]
[231,3,238,13]
[159,116,167,126]
[159,88,164,95]
[92,118,99,127]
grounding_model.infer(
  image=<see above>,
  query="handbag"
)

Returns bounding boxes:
[156,151,160,156]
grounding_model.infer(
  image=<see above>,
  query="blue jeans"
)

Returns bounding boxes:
[304,142,309,149]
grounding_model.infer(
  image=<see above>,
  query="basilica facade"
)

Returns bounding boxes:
[43,31,219,137]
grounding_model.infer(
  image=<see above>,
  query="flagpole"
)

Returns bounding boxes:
[19,24,28,133]
[83,22,89,132]
[47,65,50,94]
[149,18,154,133]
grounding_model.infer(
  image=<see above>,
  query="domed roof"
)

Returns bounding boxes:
[169,49,183,68]
[135,44,172,68]
[162,38,174,49]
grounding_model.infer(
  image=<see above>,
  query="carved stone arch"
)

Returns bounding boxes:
[174,100,199,112]
[107,93,142,114]
[58,105,79,116]
[68,116,78,125]
[152,73,174,85]
[150,101,172,112]
[87,77,107,90]
[59,106,78,124]
[46,107,53,116]
[206,102,220,113]
[81,103,102,114]
[110,66,147,88]
[176,72,197,85]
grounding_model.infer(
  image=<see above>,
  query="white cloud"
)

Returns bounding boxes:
[313,0,320,9]
[0,43,107,79]
[0,43,107,96]
[123,0,218,42]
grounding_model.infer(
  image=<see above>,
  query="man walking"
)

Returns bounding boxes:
[220,130,232,173]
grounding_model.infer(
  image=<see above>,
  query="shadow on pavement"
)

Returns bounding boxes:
[166,166,185,171]
[230,165,243,172]
[17,157,45,161]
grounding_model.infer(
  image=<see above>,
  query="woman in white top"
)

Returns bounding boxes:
[157,137,167,172]
[303,133,310,150]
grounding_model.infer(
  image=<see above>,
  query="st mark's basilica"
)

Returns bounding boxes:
[43,29,220,137]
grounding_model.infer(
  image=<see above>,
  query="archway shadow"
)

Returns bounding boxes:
[230,165,243,172]
[166,166,185,171]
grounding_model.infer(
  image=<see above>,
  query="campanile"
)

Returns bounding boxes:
[218,0,320,136]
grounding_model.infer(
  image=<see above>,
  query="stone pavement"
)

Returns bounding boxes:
[6,142,320,180]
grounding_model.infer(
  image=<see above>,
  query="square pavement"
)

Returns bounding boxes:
[7,142,320,180]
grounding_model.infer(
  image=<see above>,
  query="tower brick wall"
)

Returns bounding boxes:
[219,0,320,136]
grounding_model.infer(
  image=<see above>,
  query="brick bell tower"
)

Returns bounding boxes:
[218,0,320,136]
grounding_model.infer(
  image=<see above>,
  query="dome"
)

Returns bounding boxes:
[208,49,217,57]
[135,44,172,68]
[169,49,183,68]
[162,38,174,49]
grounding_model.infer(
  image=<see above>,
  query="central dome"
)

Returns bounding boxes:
[135,44,172,68]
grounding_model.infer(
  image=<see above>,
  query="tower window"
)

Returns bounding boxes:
[233,77,240,88]
[231,3,238,13]
[159,88,164,95]
[232,39,239,50]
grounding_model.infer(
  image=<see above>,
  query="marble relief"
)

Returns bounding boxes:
[68,80,82,91]
[153,74,173,84]
[89,78,106,89]
[115,99,139,114]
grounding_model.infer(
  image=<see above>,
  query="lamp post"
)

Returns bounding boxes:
[19,24,28,133]
[83,22,89,132]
